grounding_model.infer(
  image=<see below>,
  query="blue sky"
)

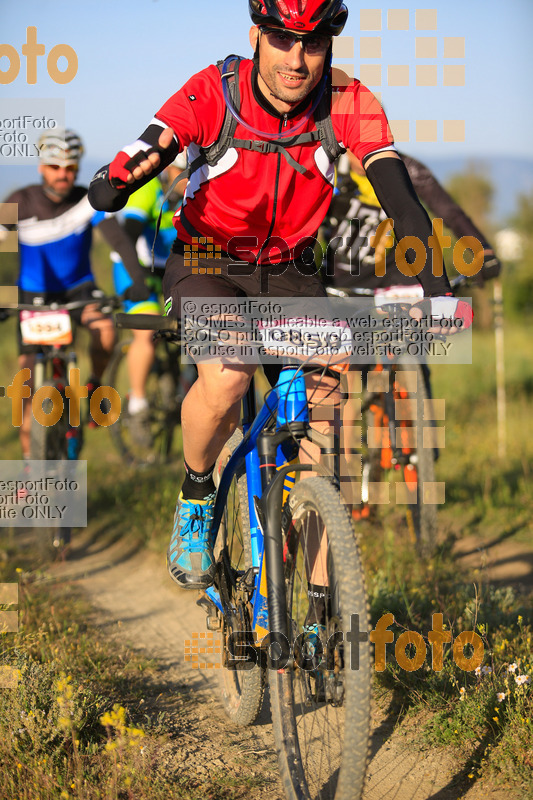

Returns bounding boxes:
[2,0,532,180]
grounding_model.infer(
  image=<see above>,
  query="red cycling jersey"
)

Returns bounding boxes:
[154,59,394,265]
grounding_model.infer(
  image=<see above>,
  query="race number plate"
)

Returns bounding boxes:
[19,309,73,346]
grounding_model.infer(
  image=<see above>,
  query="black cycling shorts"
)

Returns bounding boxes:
[18,281,108,355]
[162,241,335,386]
[162,240,327,318]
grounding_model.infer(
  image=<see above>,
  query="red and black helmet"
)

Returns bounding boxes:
[249,0,348,36]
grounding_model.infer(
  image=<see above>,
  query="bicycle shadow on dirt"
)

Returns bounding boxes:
[70,518,135,558]
[366,704,504,800]
[75,471,162,562]
[454,522,528,559]
[367,686,412,761]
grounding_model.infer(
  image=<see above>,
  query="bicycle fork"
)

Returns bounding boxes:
[257,366,339,670]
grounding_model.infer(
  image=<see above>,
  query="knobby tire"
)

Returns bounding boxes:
[269,477,371,800]
[215,430,265,726]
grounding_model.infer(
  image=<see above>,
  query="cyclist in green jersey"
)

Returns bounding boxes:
[112,153,187,447]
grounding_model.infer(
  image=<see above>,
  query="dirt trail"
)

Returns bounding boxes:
[53,531,521,800]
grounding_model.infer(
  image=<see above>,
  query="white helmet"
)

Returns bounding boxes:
[38,129,84,166]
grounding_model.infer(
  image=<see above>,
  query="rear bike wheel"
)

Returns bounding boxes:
[396,363,438,557]
[105,337,186,465]
[269,477,371,800]
[361,363,438,557]
[214,430,265,726]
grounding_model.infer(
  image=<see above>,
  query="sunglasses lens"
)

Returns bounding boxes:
[303,36,330,55]
[261,28,330,55]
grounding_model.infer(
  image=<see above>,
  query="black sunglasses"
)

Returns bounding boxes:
[259,26,332,56]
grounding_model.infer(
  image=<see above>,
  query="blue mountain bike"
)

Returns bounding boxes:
[116,311,371,800]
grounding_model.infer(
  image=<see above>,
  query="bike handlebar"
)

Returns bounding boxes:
[2,295,121,314]
[115,312,179,332]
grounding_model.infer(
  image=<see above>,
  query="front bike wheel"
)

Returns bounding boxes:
[30,381,69,461]
[269,477,371,800]
[39,524,72,562]
[214,430,265,726]
[30,379,72,560]
[105,338,183,465]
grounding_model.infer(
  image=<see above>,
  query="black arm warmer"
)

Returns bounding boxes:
[123,216,145,246]
[96,216,146,284]
[88,122,179,213]
[363,154,451,296]
[88,164,126,212]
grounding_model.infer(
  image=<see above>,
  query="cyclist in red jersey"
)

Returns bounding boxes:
[89,0,471,590]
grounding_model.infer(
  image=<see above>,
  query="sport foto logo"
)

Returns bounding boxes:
[185,613,485,673]
[0,27,77,85]
[213,221,484,280]
[4,368,121,428]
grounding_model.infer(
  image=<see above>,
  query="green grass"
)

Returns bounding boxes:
[0,576,268,800]
[430,321,532,544]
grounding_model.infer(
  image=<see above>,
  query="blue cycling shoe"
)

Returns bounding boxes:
[303,623,326,665]
[167,492,217,589]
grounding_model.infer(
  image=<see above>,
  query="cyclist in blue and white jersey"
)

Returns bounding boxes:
[1,129,147,458]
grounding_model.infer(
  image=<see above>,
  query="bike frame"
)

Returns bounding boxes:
[33,347,78,382]
[205,365,320,655]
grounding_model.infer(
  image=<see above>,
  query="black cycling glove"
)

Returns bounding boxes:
[472,254,502,287]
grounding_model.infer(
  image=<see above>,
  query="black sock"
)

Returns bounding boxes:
[181,462,216,501]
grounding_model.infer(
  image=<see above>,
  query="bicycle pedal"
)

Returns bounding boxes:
[196,592,222,631]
